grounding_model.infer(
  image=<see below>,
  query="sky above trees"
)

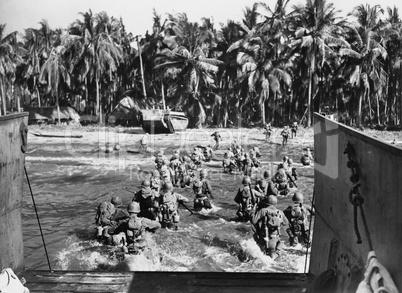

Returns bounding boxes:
[1,0,402,37]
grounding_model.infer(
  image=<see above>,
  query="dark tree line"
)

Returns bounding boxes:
[1,0,402,128]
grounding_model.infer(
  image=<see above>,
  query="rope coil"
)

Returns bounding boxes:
[344,141,373,251]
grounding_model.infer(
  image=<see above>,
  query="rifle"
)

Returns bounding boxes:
[286,173,298,188]
[249,183,256,206]
[124,187,135,193]
[179,201,194,215]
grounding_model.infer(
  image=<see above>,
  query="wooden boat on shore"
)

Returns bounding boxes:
[140,109,188,134]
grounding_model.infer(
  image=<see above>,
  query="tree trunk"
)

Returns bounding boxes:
[375,92,380,125]
[84,77,88,114]
[357,90,364,126]
[16,85,21,112]
[96,75,101,123]
[288,90,293,122]
[137,38,147,99]
[56,91,61,125]
[0,78,6,116]
[387,73,393,125]
[271,93,276,125]
[34,76,41,107]
[161,82,166,110]
[307,52,315,127]
[400,63,402,125]
[261,99,265,125]
[223,103,228,128]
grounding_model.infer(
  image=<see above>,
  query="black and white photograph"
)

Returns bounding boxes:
[0,0,401,292]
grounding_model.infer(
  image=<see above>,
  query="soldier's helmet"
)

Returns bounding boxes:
[163,181,174,192]
[242,176,251,185]
[127,202,140,213]
[257,179,267,188]
[111,196,122,207]
[267,195,278,206]
[200,169,208,178]
[292,191,304,203]
[141,180,151,187]
[193,178,203,188]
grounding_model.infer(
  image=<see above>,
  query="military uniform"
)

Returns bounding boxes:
[290,122,298,138]
[281,127,290,146]
[211,131,222,150]
[158,183,189,229]
[193,173,214,211]
[234,177,262,222]
[250,196,288,258]
[132,184,160,221]
[283,192,313,247]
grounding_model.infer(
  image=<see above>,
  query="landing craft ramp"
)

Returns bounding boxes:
[2,113,401,292]
[310,113,402,291]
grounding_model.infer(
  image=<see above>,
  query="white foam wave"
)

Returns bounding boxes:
[239,238,275,267]
[198,203,221,214]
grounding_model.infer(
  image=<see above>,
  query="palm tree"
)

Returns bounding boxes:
[91,12,123,122]
[141,10,179,109]
[154,13,224,127]
[228,4,292,125]
[339,4,388,126]
[39,44,70,124]
[155,45,223,127]
[384,6,402,125]
[289,0,345,126]
[68,11,123,122]
[22,28,43,107]
[0,25,19,116]
[256,0,294,124]
[216,20,243,127]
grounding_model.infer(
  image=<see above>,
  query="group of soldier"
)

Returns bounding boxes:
[264,122,300,146]
[234,164,313,259]
[94,130,314,259]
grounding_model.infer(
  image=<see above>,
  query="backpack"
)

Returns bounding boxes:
[265,206,282,233]
[201,180,211,196]
[95,202,115,226]
[274,170,287,183]
[127,217,143,240]
[301,155,311,165]
[234,187,250,204]
[159,203,173,223]
[193,179,203,194]
[291,204,304,219]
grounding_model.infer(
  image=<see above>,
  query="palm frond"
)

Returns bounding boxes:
[339,48,362,59]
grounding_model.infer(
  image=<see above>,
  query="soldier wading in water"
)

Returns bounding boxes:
[158,182,189,230]
[234,176,263,222]
[283,191,313,247]
[192,169,214,211]
[119,202,161,254]
[250,195,288,259]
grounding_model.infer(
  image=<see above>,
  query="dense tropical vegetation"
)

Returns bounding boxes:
[1,0,402,128]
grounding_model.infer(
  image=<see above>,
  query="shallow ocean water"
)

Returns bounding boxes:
[22,127,314,272]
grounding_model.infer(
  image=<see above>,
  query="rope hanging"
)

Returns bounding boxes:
[344,141,373,251]
[24,164,52,271]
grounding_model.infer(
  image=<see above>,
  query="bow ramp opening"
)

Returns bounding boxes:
[4,113,401,292]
